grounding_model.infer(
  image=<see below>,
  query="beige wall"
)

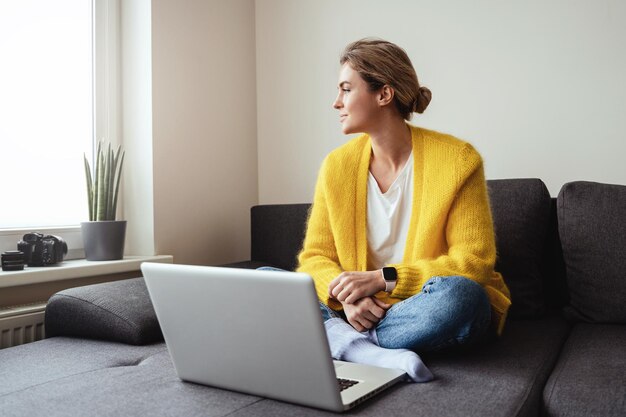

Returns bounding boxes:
[256,0,626,200]
[151,0,258,265]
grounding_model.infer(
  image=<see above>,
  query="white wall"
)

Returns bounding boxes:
[256,0,626,200]
[151,0,258,265]
[121,0,155,257]
[120,0,625,264]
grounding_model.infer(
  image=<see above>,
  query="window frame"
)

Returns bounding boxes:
[0,0,120,259]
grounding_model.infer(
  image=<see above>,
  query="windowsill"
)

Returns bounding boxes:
[0,255,173,288]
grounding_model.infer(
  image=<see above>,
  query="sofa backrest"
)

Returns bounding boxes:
[557,181,626,323]
[486,179,564,319]
[544,198,569,311]
[251,204,311,271]
[250,178,565,320]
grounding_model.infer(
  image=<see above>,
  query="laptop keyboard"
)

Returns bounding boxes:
[337,378,360,392]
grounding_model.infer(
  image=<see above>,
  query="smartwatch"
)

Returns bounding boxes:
[382,266,397,292]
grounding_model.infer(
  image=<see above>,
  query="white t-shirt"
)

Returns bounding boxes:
[367,151,414,271]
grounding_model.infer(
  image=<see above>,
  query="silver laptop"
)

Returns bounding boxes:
[141,263,405,412]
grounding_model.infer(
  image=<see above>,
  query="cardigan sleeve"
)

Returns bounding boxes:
[388,145,501,299]
[296,157,344,308]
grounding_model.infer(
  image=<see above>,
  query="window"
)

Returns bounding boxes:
[0,0,118,257]
[0,0,93,228]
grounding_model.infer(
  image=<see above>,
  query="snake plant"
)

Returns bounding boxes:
[83,142,125,221]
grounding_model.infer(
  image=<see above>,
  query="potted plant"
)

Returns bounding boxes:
[81,141,126,261]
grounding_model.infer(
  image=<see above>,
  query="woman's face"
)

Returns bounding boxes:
[333,63,381,135]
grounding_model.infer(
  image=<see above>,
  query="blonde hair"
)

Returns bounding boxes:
[340,38,431,119]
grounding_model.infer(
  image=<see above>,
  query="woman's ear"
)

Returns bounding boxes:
[378,85,394,107]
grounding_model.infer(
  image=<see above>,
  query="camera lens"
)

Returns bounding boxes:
[2,250,25,271]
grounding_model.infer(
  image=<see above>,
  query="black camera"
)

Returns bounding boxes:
[17,233,68,266]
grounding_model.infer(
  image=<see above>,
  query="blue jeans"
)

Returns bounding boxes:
[257,268,492,353]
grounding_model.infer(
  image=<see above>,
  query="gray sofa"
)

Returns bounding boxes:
[1,179,624,417]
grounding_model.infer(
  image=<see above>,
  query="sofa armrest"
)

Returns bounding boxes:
[45,278,163,345]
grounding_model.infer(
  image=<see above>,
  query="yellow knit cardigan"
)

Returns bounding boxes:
[296,125,512,335]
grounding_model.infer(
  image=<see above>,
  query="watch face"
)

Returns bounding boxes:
[382,267,397,281]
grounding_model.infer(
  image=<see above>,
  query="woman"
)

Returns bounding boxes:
[295,38,511,382]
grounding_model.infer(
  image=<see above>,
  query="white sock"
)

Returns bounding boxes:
[324,318,433,382]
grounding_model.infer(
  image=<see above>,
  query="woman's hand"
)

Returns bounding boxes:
[328,270,386,304]
[342,297,391,332]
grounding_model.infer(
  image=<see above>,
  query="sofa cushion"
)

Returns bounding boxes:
[45,278,163,345]
[543,323,626,417]
[0,338,166,397]
[231,315,570,417]
[557,181,626,323]
[487,179,552,319]
[0,317,570,417]
[0,339,260,417]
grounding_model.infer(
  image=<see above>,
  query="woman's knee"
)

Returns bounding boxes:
[423,276,489,311]
[376,277,491,350]
[419,276,491,338]
[256,266,286,272]
[430,276,491,340]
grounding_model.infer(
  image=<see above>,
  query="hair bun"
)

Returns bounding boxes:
[414,86,432,114]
